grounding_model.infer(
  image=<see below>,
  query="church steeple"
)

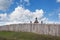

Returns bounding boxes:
[34,17,39,23]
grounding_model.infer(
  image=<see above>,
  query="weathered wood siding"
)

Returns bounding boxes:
[0,23,60,36]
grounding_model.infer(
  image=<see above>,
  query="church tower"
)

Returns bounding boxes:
[34,17,39,23]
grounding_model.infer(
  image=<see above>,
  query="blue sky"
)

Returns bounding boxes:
[0,0,60,25]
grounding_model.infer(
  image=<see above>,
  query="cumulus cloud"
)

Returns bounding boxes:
[0,0,47,25]
[0,6,59,25]
[0,13,7,21]
[9,6,44,23]
[1,0,60,26]
[0,0,13,11]
[0,6,47,25]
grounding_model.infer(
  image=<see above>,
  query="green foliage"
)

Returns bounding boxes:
[0,31,60,40]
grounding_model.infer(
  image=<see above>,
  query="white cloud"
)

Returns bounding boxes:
[0,6,46,25]
[0,0,13,11]
[0,13,7,21]
[9,6,44,23]
[24,0,30,5]
[57,0,60,2]
[0,6,60,25]
[19,0,30,6]
[45,21,60,24]
[1,0,60,26]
